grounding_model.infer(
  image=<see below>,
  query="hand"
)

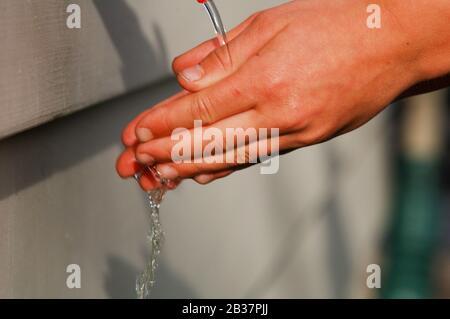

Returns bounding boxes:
[117,0,444,190]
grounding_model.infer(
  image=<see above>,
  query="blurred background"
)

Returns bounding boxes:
[0,0,448,298]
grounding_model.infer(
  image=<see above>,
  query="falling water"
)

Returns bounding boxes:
[135,168,168,299]
[134,0,228,299]
[202,0,228,47]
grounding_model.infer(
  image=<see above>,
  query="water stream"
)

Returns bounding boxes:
[134,0,228,299]
[135,168,168,299]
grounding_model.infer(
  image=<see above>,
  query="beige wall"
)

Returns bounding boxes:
[0,0,282,139]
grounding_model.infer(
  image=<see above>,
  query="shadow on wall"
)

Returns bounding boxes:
[93,0,169,89]
[322,148,352,298]
[104,253,198,299]
[0,0,171,201]
[243,146,352,298]
[0,0,195,299]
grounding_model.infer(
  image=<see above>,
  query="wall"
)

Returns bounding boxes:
[0,0,281,139]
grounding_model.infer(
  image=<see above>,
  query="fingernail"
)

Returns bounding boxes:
[167,180,179,190]
[136,153,155,165]
[180,65,203,82]
[136,127,153,142]
[194,174,215,185]
[157,165,179,179]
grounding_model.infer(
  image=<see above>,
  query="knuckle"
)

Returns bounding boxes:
[194,177,210,185]
[235,146,251,164]
[294,132,314,147]
[162,110,175,134]
[149,106,173,135]
[256,70,289,101]
[253,11,272,27]
[249,11,263,21]
[281,111,303,132]
[296,125,334,146]
[190,94,217,125]
[266,74,288,94]
[271,98,304,131]
[209,47,232,72]
[314,126,332,143]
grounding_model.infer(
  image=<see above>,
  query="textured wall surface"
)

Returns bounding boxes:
[0,0,389,298]
[0,0,281,139]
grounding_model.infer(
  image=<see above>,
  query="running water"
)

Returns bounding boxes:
[201,0,228,46]
[135,167,168,299]
[134,0,228,299]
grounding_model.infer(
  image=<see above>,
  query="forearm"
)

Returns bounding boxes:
[387,0,450,96]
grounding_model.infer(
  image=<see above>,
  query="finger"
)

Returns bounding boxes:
[137,171,159,191]
[135,109,269,165]
[116,148,182,191]
[116,147,162,183]
[172,12,260,74]
[138,173,181,191]
[194,170,234,185]
[152,123,340,179]
[121,90,189,147]
[135,65,259,143]
[176,11,289,92]
[116,147,142,178]
[116,147,161,189]
[154,134,287,179]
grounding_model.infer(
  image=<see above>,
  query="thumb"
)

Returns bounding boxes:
[172,12,260,74]
[176,12,284,92]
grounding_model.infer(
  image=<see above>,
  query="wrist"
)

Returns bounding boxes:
[384,0,450,83]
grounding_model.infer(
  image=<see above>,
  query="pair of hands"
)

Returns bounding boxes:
[116,0,432,191]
